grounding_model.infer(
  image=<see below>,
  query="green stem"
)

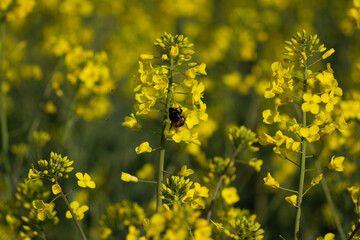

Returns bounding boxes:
[206,144,243,221]
[294,56,308,240]
[0,18,12,197]
[315,160,346,240]
[157,58,174,211]
[59,186,87,240]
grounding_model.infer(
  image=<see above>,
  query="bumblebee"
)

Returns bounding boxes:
[169,107,186,129]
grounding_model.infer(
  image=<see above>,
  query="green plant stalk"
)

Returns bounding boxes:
[60,187,87,240]
[0,18,12,197]
[157,58,174,211]
[315,160,346,240]
[294,57,308,240]
[206,144,242,221]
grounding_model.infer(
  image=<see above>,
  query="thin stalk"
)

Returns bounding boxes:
[294,56,308,240]
[0,18,12,197]
[157,58,174,211]
[315,160,346,240]
[59,187,87,240]
[206,144,243,221]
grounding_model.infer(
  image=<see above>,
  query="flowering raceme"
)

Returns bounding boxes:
[260,30,346,239]
[123,33,208,145]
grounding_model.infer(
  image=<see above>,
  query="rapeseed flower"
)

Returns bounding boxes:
[135,142,152,154]
[76,172,96,188]
[121,172,138,183]
[285,195,297,207]
[52,184,62,195]
[65,201,89,220]
[328,156,345,172]
[263,173,280,188]
[221,187,240,205]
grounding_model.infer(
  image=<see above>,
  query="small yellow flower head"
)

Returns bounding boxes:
[122,113,142,130]
[299,125,320,143]
[302,93,321,114]
[285,195,297,207]
[135,142,152,154]
[322,48,335,59]
[316,233,335,240]
[177,165,195,177]
[10,143,27,156]
[328,156,345,172]
[52,184,62,195]
[170,45,179,58]
[45,101,57,114]
[66,201,89,220]
[32,131,51,147]
[347,186,360,204]
[97,227,112,240]
[248,158,263,172]
[311,174,323,186]
[263,172,280,188]
[161,54,168,60]
[263,109,282,124]
[221,187,240,205]
[196,63,207,75]
[76,172,96,189]
[32,200,55,221]
[121,172,138,183]
[139,54,154,60]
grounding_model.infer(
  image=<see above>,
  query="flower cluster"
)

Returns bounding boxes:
[161,165,209,209]
[0,177,59,239]
[203,156,236,186]
[97,201,145,239]
[227,125,263,172]
[47,45,114,121]
[123,32,207,145]
[141,203,212,240]
[0,0,36,21]
[260,30,346,159]
[29,152,74,182]
[212,207,264,240]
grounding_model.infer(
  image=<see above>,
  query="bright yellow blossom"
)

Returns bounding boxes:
[170,45,179,58]
[285,195,297,207]
[122,113,142,130]
[302,93,321,114]
[52,184,62,195]
[321,48,335,59]
[311,174,323,186]
[299,125,320,142]
[76,172,96,189]
[121,172,138,183]
[248,158,263,172]
[221,187,240,205]
[135,142,152,154]
[32,200,55,221]
[65,201,89,220]
[263,109,282,124]
[139,54,154,60]
[263,172,280,188]
[328,156,345,172]
[316,233,335,240]
[177,165,195,177]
